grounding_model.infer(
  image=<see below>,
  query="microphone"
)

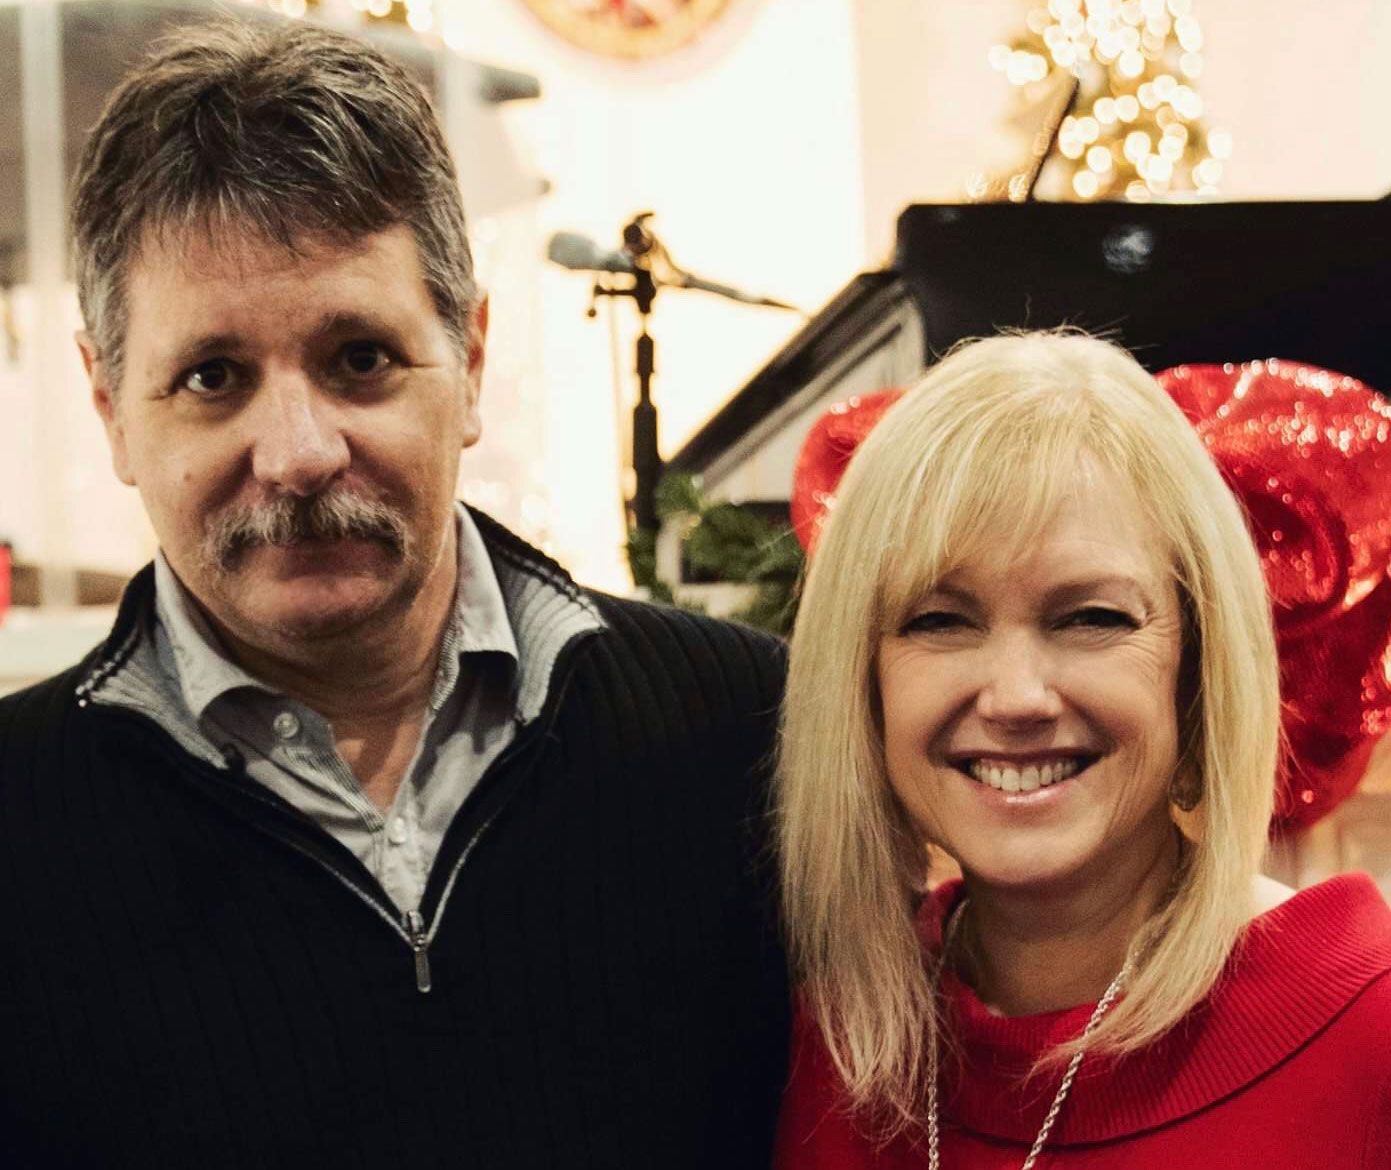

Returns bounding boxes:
[547,228,803,314]
[546,231,636,275]
[476,64,542,105]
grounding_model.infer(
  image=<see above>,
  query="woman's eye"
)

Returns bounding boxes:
[340,341,393,377]
[1059,607,1139,630]
[902,611,971,635]
[178,360,238,396]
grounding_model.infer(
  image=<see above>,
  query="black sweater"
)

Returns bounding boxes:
[0,524,789,1169]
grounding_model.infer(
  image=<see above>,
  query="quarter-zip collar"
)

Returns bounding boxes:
[74,509,608,992]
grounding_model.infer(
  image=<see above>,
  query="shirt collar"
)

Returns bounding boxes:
[153,502,519,724]
[429,502,518,710]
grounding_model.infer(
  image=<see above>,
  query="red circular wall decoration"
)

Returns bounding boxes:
[518,0,732,58]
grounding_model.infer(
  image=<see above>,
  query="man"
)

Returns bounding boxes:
[0,20,788,1168]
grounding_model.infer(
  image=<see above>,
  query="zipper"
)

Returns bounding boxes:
[399,811,495,993]
[80,625,598,994]
[405,909,432,993]
[409,628,594,946]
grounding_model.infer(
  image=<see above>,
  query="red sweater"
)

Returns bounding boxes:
[776,875,1391,1168]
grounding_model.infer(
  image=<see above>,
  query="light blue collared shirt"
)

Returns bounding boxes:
[114,505,528,913]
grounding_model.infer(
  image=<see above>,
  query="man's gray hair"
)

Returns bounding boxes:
[71,18,479,385]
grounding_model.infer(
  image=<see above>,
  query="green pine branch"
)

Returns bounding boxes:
[626,472,804,635]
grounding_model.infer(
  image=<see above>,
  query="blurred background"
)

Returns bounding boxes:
[5,0,1391,591]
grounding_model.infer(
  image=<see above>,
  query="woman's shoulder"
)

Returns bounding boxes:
[1213,872,1391,1067]
[1244,872,1391,962]
[1234,872,1391,1025]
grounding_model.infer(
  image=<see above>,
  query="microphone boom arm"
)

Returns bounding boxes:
[546,217,803,541]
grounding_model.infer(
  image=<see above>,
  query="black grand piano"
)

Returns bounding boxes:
[666,200,1391,522]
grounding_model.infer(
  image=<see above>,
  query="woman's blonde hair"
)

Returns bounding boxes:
[776,330,1280,1133]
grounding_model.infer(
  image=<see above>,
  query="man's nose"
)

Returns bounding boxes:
[249,375,350,496]
[975,633,1064,725]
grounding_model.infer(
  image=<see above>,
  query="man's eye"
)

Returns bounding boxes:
[902,611,971,635]
[179,360,237,396]
[1059,607,1139,630]
[339,342,393,377]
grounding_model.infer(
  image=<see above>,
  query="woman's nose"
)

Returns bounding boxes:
[975,634,1064,725]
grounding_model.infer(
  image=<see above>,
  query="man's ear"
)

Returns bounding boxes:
[78,331,135,486]
[460,295,489,449]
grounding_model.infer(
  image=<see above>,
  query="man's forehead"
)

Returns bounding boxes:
[113,222,449,384]
[130,218,395,286]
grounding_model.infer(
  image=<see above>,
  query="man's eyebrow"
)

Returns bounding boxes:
[159,314,408,370]
[163,333,243,372]
[309,311,407,342]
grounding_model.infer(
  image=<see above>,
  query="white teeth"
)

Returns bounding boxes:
[967,758,1083,792]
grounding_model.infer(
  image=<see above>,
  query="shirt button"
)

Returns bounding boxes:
[387,817,409,846]
[272,711,301,740]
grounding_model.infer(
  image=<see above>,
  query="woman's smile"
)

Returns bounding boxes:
[955,753,1096,792]
[877,456,1184,895]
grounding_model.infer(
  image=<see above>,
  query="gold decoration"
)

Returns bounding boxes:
[990,0,1229,201]
[517,0,732,59]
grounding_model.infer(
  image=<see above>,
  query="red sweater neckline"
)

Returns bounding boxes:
[924,874,1391,1144]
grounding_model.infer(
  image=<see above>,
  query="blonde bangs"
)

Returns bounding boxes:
[872,418,1098,638]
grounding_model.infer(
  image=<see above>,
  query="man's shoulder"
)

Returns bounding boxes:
[588,587,785,653]
[0,653,101,769]
[0,656,91,714]
[0,568,154,751]
[583,587,786,679]
[567,589,787,755]
[467,506,786,684]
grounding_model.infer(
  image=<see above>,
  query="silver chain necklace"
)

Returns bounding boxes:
[926,901,1131,1170]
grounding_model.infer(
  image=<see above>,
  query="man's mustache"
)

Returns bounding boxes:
[202,490,410,571]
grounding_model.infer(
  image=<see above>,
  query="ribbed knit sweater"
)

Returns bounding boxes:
[776,875,1391,1168]
[0,519,790,1169]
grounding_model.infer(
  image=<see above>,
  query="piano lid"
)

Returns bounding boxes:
[896,199,1391,388]
[670,199,1391,481]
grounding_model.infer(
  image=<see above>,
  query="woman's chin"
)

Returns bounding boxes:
[956,844,1099,896]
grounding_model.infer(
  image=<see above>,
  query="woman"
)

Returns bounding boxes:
[774,332,1391,1167]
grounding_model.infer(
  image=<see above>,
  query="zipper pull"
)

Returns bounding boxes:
[405,909,432,994]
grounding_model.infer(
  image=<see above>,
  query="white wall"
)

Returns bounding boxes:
[850,0,1022,264]
[1199,0,1391,198]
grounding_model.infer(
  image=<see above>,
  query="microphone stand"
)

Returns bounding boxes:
[587,213,662,535]
[572,211,801,537]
